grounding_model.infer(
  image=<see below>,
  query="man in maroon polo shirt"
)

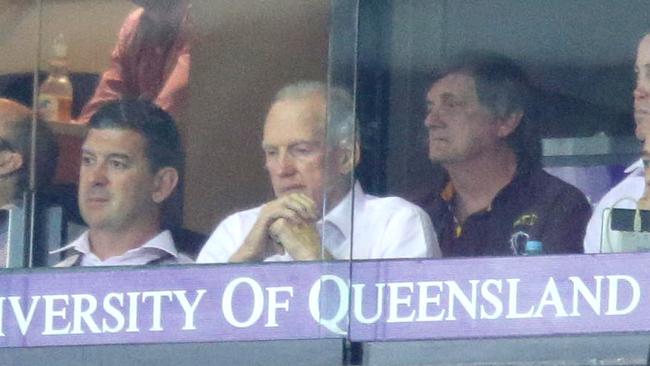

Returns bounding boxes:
[420,53,590,257]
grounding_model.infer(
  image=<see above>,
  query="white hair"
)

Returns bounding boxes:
[273,81,356,148]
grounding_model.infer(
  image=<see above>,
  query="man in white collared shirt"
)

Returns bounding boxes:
[197,81,440,263]
[583,160,644,253]
[584,33,650,253]
[55,99,191,266]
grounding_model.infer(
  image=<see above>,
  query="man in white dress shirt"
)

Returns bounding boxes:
[55,99,191,266]
[584,33,650,253]
[198,81,440,263]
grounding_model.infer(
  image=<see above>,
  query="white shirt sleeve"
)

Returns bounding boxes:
[583,171,644,253]
[373,202,441,259]
[583,200,606,254]
[197,214,247,263]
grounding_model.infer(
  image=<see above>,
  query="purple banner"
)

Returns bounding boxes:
[0,262,347,347]
[349,254,650,341]
[1,253,650,347]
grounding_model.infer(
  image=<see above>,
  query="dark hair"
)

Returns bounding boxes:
[434,52,541,168]
[6,118,59,192]
[87,99,184,173]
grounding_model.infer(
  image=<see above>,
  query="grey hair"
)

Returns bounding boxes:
[273,81,357,148]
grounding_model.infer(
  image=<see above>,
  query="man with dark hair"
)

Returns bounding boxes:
[420,53,590,257]
[55,99,190,266]
[0,98,59,267]
[198,81,439,263]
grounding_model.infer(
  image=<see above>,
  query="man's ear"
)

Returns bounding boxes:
[0,151,23,177]
[337,140,360,175]
[152,167,179,204]
[497,112,523,138]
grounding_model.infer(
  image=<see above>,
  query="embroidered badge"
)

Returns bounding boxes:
[513,213,538,227]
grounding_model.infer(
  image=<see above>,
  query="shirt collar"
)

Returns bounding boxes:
[52,230,179,258]
[52,231,90,255]
[439,161,529,212]
[440,180,455,202]
[440,179,497,213]
[625,158,644,175]
[321,181,364,240]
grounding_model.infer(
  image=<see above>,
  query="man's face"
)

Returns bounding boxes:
[79,128,158,231]
[424,73,501,165]
[635,35,650,141]
[0,124,15,152]
[0,99,30,156]
[263,96,334,211]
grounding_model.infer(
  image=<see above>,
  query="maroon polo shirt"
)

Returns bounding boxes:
[420,164,591,257]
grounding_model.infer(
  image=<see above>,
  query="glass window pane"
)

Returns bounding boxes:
[351,0,649,259]
[0,2,39,268]
[36,0,135,267]
[344,1,650,364]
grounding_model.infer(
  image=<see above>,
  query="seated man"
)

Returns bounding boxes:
[419,53,590,257]
[54,99,191,266]
[198,81,440,262]
[0,99,58,267]
[583,33,650,253]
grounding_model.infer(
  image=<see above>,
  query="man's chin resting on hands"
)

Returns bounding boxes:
[197,81,441,264]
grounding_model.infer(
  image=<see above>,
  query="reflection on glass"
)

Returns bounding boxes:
[0,1,40,268]
[76,0,191,124]
[34,0,203,265]
[587,33,650,254]
[0,99,63,268]
[0,100,37,267]
[38,33,73,123]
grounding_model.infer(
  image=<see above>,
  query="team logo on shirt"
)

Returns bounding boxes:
[510,212,539,255]
[509,231,529,255]
[513,213,538,227]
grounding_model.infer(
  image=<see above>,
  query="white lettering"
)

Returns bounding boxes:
[352,284,385,324]
[386,282,415,323]
[265,287,293,327]
[533,277,568,317]
[174,290,207,331]
[606,275,641,316]
[126,292,140,332]
[415,281,445,322]
[42,295,70,335]
[102,293,125,333]
[9,296,41,335]
[223,277,264,328]
[71,294,101,334]
[505,279,535,319]
[446,280,479,320]
[0,297,5,336]
[142,291,173,332]
[569,276,603,316]
[308,275,348,335]
[480,279,503,319]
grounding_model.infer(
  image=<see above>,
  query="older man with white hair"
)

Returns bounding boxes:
[198,81,440,262]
